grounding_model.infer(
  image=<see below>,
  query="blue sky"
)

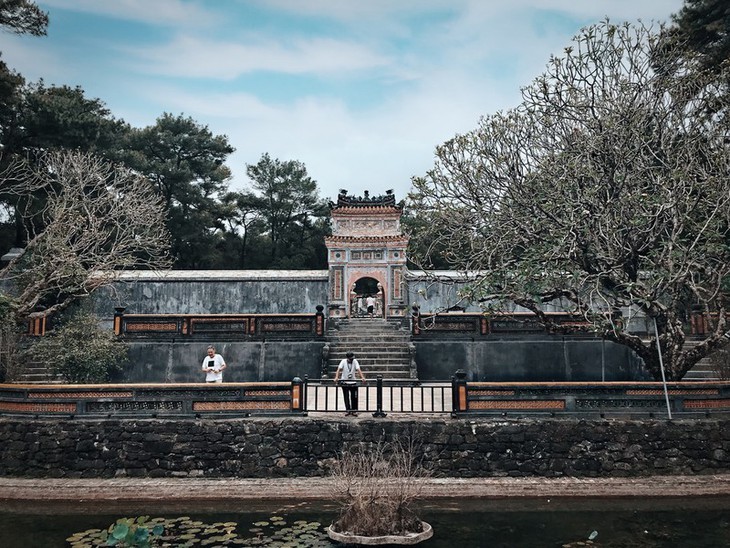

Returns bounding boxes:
[0,0,685,202]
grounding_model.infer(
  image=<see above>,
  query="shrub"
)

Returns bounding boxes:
[329,437,431,537]
[0,293,21,382]
[25,311,127,383]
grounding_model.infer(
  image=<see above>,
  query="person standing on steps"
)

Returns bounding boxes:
[334,351,366,416]
[366,294,376,318]
[202,345,227,383]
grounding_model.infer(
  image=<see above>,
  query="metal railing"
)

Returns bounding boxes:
[304,376,452,415]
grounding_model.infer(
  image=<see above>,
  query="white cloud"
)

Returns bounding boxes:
[124,35,390,79]
[40,0,219,27]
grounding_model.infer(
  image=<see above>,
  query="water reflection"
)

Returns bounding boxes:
[1,497,729,547]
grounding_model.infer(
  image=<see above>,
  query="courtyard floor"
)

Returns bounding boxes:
[1,474,730,503]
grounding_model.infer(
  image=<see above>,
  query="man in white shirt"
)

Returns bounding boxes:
[202,345,227,383]
[366,295,376,317]
[333,351,366,416]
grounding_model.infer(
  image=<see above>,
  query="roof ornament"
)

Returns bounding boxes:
[334,189,398,208]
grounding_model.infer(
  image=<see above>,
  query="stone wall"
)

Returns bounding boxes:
[414,336,649,381]
[1,417,727,478]
[120,341,325,382]
[87,271,329,321]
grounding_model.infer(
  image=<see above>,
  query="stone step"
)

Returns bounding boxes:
[326,355,413,361]
[325,317,415,380]
[328,333,411,341]
[327,348,411,357]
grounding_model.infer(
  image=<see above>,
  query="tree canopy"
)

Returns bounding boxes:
[0,0,47,36]
[409,20,730,381]
[121,113,234,269]
[0,150,171,318]
[670,0,730,74]
[243,153,329,269]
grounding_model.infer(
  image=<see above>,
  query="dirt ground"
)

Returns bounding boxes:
[1,475,729,503]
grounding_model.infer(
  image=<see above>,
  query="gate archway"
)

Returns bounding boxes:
[350,276,382,317]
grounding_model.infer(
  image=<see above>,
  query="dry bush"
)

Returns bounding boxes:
[329,437,431,536]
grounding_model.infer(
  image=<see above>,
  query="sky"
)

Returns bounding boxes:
[0,0,685,203]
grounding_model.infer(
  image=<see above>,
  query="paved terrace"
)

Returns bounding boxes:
[2,475,730,503]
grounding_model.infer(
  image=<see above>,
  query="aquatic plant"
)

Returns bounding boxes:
[329,437,432,537]
[66,515,333,547]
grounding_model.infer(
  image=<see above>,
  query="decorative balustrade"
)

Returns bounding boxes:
[451,373,730,416]
[410,309,592,337]
[0,379,305,417]
[113,306,326,339]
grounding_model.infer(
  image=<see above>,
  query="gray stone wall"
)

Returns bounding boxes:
[87,271,329,321]
[1,417,727,478]
[120,341,325,383]
[414,336,649,381]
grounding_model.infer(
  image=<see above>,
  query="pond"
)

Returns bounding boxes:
[1,497,728,547]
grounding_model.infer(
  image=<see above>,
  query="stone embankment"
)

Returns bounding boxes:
[0,416,728,479]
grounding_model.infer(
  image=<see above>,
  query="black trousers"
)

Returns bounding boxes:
[341,383,358,410]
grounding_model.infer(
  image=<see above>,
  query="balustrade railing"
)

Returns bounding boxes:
[3,376,729,419]
[0,379,306,417]
[451,375,730,417]
[113,307,326,339]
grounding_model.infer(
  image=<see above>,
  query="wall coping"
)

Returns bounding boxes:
[112,270,329,282]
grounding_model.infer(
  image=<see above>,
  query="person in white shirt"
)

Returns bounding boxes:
[334,351,366,416]
[366,295,376,317]
[202,345,227,383]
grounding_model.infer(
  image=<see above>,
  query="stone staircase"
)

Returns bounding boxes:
[325,318,416,380]
[683,340,721,381]
[13,362,64,384]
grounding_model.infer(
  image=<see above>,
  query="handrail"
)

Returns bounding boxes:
[112,306,326,338]
[0,379,306,417]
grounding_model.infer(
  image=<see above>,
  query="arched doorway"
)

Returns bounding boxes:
[350,276,383,317]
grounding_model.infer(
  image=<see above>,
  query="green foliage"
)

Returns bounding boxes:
[0,0,48,36]
[243,153,330,268]
[25,311,127,383]
[123,113,234,269]
[0,293,19,382]
[66,515,329,546]
[671,0,730,74]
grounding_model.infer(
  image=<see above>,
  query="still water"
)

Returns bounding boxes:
[0,497,728,547]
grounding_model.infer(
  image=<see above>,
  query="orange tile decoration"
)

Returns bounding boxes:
[28,391,133,399]
[684,399,730,409]
[0,401,76,413]
[627,389,718,396]
[193,401,289,411]
[469,400,565,410]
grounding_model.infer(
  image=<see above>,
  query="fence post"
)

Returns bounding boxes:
[372,375,387,418]
[292,377,305,413]
[411,305,420,336]
[113,307,126,336]
[28,312,46,336]
[315,305,325,336]
[452,369,468,416]
[303,375,309,411]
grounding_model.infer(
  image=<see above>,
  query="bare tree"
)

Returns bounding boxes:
[410,21,730,380]
[0,150,171,318]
